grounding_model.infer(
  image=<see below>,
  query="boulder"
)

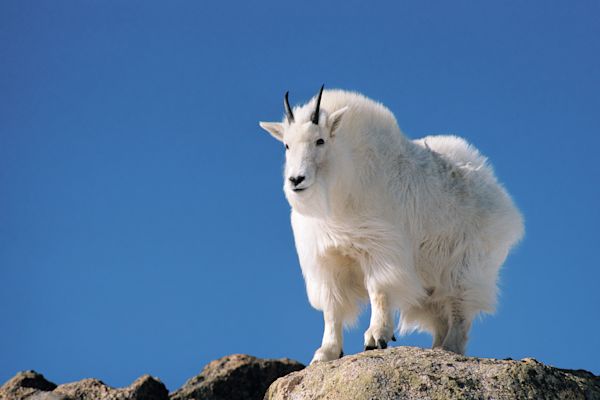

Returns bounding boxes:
[53,375,168,400]
[266,347,600,400]
[0,370,57,399]
[170,354,304,400]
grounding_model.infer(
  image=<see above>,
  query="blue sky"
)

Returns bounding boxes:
[1,0,599,391]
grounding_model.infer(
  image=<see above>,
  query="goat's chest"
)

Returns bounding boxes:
[316,221,384,260]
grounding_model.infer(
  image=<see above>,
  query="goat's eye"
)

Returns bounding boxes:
[285,144,289,150]
[316,138,325,146]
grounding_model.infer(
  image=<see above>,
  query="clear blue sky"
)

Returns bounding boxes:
[1,0,599,392]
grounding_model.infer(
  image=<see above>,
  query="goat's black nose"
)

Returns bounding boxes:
[289,175,305,186]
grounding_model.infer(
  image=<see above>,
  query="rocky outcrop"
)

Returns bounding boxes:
[0,371,168,400]
[171,354,304,400]
[0,355,303,400]
[266,346,600,400]
[3,349,598,400]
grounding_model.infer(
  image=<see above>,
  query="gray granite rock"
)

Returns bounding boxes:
[266,347,600,400]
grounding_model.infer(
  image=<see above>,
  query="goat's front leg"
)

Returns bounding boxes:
[364,284,396,350]
[310,308,344,363]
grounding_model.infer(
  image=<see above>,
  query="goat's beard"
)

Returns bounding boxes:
[285,178,331,218]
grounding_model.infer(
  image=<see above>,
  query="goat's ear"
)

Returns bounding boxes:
[328,106,348,136]
[259,121,284,142]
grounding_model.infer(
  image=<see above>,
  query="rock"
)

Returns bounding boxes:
[170,354,304,400]
[0,372,168,400]
[128,375,170,400]
[0,354,300,400]
[53,375,168,400]
[266,346,600,400]
[0,371,57,399]
[5,350,596,400]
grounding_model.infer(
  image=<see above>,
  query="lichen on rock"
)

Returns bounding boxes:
[265,347,600,400]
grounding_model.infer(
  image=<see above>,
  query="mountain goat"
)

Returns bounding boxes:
[259,86,523,363]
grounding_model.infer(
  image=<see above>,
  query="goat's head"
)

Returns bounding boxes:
[259,85,348,199]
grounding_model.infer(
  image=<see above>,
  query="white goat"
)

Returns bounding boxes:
[259,86,523,363]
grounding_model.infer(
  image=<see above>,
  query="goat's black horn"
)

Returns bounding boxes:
[284,91,294,123]
[311,84,325,125]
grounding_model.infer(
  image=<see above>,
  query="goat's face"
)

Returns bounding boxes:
[281,120,329,195]
[259,87,348,203]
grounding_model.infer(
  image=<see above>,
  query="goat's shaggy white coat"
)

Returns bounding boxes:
[259,89,523,363]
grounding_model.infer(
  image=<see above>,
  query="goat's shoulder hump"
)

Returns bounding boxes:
[413,135,488,171]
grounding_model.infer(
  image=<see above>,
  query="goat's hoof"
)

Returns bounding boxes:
[364,326,394,351]
[364,339,388,351]
[366,339,388,350]
[311,345,344,363]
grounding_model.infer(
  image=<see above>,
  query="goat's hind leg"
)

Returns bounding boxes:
[429,303,449,349]
[441,298,472,355]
